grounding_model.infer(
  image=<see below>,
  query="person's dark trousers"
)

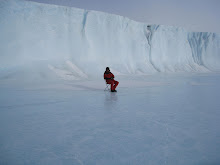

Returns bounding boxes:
[107,80,119,91]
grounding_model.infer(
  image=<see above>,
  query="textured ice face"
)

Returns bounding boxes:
[0,0,220,81]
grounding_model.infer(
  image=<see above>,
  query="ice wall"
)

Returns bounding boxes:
[0,0,220,80]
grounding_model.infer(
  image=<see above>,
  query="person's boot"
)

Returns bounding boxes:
[111,90,117,92]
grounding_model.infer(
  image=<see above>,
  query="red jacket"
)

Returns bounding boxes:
[104,71,114,83]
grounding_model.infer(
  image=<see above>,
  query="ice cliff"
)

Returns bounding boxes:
[0,0,220,80]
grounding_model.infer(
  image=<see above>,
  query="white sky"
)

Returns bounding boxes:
[27,0,220,33]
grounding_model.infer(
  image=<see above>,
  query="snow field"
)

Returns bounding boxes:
[0,74,220,165]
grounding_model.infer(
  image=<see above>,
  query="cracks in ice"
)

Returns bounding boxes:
[145,25,161,72]
[151,119,171,165]
[0,100,67,109]
[81,10,89,36]
[74,154,84,165]
[187,32,211,71]
[164,122,170,165]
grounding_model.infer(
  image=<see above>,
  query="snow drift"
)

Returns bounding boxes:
[0,0,220,80]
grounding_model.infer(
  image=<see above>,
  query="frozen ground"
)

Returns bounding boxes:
[0,73,220,165]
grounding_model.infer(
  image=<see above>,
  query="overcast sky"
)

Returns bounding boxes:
[27,0,220,33]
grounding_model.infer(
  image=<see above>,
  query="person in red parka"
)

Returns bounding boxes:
[104,67,119,92]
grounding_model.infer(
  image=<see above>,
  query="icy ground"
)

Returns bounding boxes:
[0,74,220,165]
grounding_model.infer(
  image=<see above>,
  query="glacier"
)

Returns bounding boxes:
[0,0,220,81]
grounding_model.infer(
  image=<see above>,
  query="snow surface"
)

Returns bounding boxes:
[0,0,220,164]
[1,74,220,165]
